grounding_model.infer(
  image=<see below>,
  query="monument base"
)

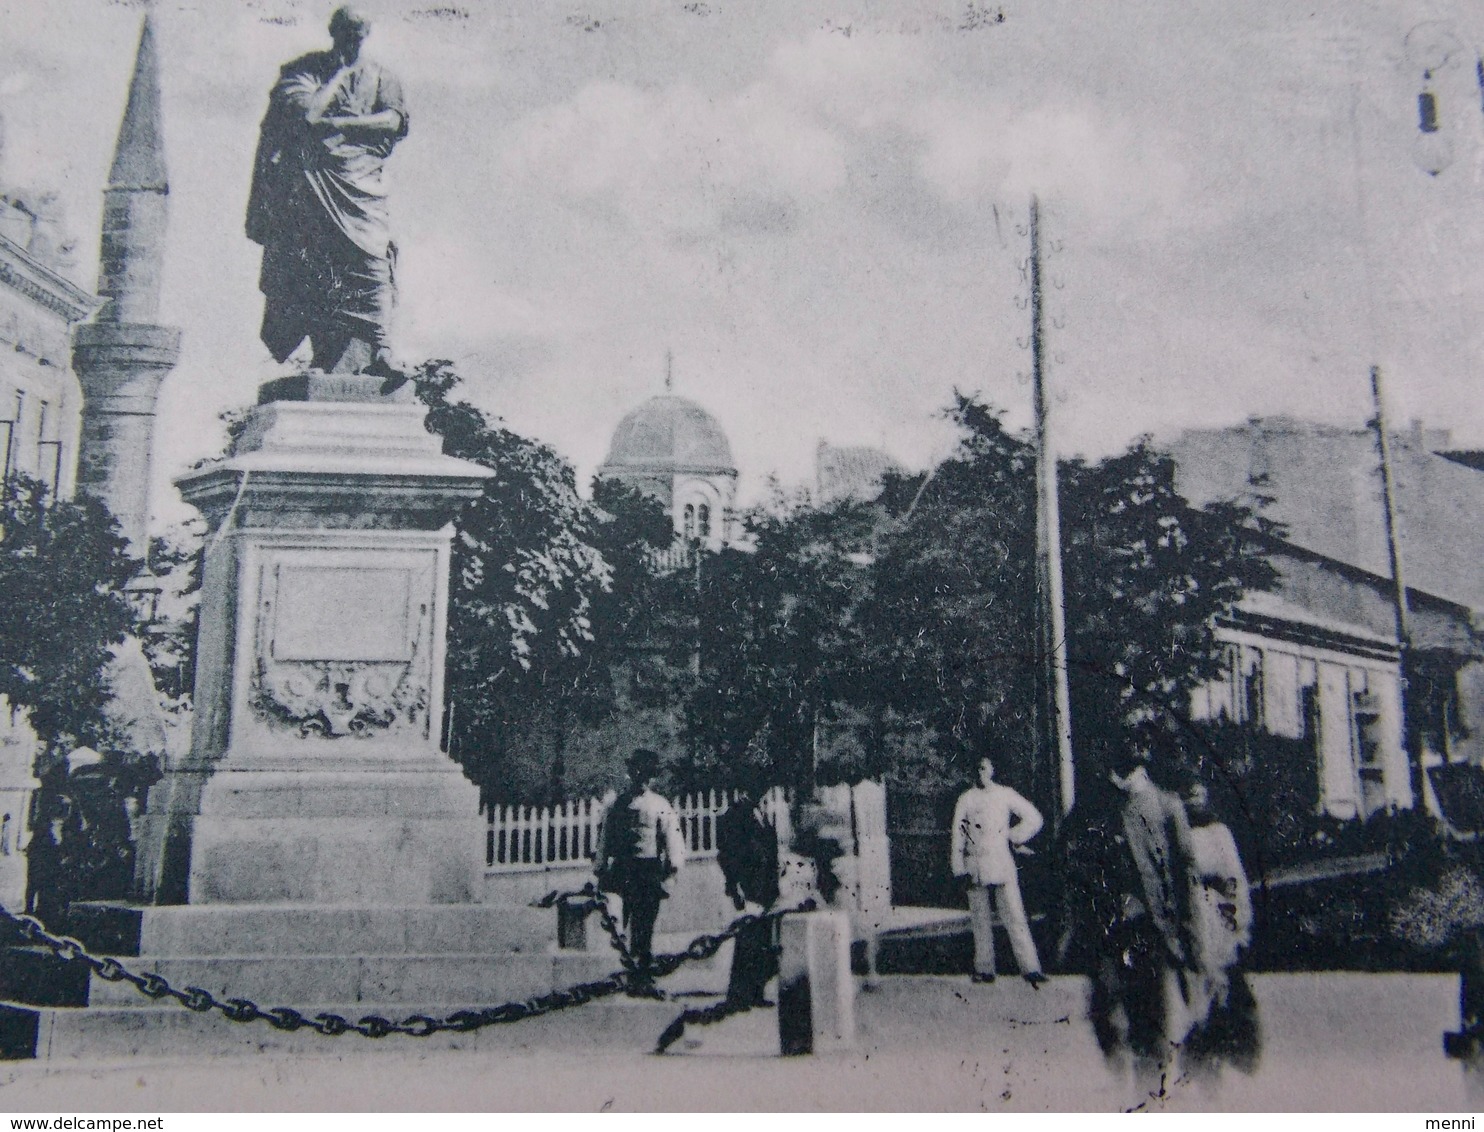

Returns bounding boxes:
[136,390,492,907]
[138,765,482,905]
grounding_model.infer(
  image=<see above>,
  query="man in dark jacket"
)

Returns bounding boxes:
[716,785,781,1007]
[1106,747,1200,1073]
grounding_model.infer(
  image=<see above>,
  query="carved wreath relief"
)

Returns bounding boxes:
[249,559,434,740]
[255,659,427,738]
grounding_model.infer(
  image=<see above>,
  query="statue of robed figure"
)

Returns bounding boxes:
[246,6,408,378]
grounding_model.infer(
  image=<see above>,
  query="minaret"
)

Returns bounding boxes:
[73,15,180,552]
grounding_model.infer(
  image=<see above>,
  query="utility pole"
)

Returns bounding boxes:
[1029,196,1076,818]
[1369,364,1426,808]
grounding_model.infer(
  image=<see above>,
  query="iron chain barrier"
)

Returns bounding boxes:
[0,884,813,1042]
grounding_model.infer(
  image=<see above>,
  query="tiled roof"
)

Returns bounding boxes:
[599,395,736,475]
[1166,418,1484,612]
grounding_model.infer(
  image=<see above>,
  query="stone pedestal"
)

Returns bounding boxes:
[777,910,855,1055]
[134,389,491,906]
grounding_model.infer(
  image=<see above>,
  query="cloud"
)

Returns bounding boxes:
[500,77,846,236]
[911,97,1190,227]
[763,28,1193,231]
[767,28,933,132]
[397,232,575,349]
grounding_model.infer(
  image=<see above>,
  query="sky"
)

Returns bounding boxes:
[3,0,1484,528]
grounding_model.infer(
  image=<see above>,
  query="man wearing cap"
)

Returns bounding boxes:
[595,749,688,995]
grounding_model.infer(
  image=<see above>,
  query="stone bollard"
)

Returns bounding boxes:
[557,895,591,951]
[777,909,855,1055]
[1445,927,1484,1099]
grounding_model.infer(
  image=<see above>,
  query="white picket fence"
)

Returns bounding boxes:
[485,787,789,872]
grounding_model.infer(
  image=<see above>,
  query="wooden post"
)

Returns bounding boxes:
[1030,197,1076,817]
[1369,365,1425,808]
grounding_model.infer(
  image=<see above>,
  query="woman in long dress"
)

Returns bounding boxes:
[1182,779,1260,1076]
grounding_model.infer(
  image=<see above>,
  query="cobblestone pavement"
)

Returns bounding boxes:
[0,973,1473,1111]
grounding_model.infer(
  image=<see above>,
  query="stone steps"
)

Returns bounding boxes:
[20,994,700,1060]
[82,934,732,1007]
[67,902,558,957]
[25,976,1091,1062]
[84,950,623,1008]
[3,901,736,1060]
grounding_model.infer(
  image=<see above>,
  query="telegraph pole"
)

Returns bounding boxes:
[1029,197,1075,817]
[1369,364,1426,807]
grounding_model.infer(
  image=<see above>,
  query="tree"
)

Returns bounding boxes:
[583,476,676,687]
[0,475,138,755]
[412,361,626,803]
[862,394,1042,789]
[1058,441,1279,793]
[140,519,205,712]
[661,483,884,791]
[859,394,1277,809]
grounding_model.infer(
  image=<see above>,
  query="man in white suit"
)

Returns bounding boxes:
[950,756,1048,986]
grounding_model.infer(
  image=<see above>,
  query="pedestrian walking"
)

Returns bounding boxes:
[949,755,1048,987]
[594,748,688,997]
[1181,777,1260,1077]
[1099,746,1201,1078]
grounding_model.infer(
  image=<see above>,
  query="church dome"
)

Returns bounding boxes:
[600,395,737,476]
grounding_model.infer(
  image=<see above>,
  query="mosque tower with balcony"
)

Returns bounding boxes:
[72,15,180,553]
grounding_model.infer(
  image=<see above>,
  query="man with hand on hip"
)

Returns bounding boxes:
[950,754,1048,987]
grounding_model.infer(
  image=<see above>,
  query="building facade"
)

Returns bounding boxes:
[0,195,97,910]
[815,441,901,505]
[1168,417,1484,822]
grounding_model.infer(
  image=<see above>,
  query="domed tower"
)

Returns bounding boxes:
[598,394,737,551]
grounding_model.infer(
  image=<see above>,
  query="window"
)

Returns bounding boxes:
[683,503,696,540]
[697,503,711,539]
[1240,652,1265,728]
[1,390,19,479]
[1353,681,1387,816]
[1300,683,1321,748]
[35,399,59,497]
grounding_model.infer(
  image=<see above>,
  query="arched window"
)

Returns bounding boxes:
[697,503,711,539]
[0,813,10,856]
[683,503,696,540]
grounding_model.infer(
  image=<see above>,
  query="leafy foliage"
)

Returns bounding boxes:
[0,475,138,753]
[862,395,1042,786]
[701,394,1281,813]
[414,361,674,802]
[139,520,205,711]
[1060,441,1281,787]
[638,392,1275,810]
[669,486,882,791]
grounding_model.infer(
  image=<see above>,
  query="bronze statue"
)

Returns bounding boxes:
[246,6,408,379]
